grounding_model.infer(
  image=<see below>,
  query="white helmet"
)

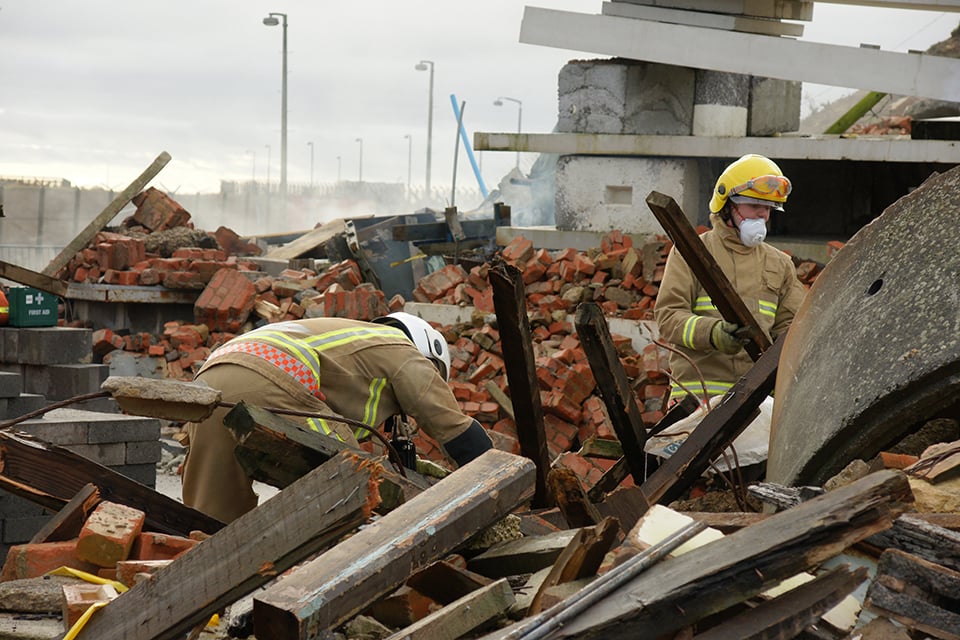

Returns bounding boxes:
[374,312,451,381]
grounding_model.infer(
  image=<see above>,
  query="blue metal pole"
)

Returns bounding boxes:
[449,94,488,199]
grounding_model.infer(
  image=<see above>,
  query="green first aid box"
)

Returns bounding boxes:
[8,287,59,327]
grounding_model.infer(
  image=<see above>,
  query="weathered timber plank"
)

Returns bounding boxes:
[865,513,960,573]
[646,190,770,360]
[29,483,99,544]
[253,449,535,639]
[490,262,553,507]
[43,151,171,277]
[0,261,67,297]
[263,218,349,260]
[574,302,648,485]
[405,560,492,605]
[691,565,869,640]
[551,470,913,639]
[391,218,495,243]
[546,466,602,528]
[73,452,379,640]
[385,579,514,640]
[0,430,221,536]
[865,548,960,640]
[638,337,783,507]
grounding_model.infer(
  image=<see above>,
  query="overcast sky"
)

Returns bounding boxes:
[1,2,956,195]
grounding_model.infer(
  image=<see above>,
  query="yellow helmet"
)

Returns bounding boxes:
[709,154,792,213]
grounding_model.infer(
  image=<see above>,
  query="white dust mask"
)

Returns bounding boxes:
[738,217,767,247]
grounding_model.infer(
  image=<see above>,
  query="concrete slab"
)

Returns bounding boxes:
[601,2,805,36]
[519,7,960,102]
[22,364,108,401]
[606,0,814,20]
[0,371,22,399]
[16,328,91,365]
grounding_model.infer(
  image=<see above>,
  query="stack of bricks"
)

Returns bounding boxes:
[0,500,200,628]
[0,326,162,559]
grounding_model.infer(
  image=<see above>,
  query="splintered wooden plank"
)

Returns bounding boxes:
[490,263,553,507]
[691,565,869,640]
[29,483,99,544]
[43,151,171,277]
[0,261,67,297]
[865,548,960,640]
[262,218,348,260]
[549,470,912,639]
[547,466,602,528]
[646,191,770,360]
[73,452,381,640]
[0,430,222,536]
[638,338,783,507]
[405,560,493,605]
[385,579,515,640]
[253,450,535,639]
[574,302,649,485]
[468,529,581,579]
[865,513,960,573]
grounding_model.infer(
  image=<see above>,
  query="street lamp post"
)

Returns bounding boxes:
[494,96,523,170]
[307,141,314,187]
[262,12,288,207]
[265,144,272,187]
[415,60,434,196]
[355,137,363,182]
[403,134,412,192]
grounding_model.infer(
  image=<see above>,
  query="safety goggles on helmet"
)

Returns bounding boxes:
[727,174,792,200]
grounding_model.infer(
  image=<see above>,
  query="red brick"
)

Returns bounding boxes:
[0,541,100,581]
[501,236,534,267]
[542,391,582,425]
[76,501,146,567]
[194,268,256,332]
[116,559,173,587]
[641,343,669,380]
[62,583,119,627]
[132,532,199,561]
[418,265,468,300]
[130,187,191,231]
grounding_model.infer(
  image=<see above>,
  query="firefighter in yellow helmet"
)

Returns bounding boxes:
[654,154,807,403]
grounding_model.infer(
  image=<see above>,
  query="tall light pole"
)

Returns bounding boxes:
[494,96,523,170]
[336,155,341,182]
[262,12,288,205]
[403,134,412,192]
[307,141,314,187]
[415,60,434,196]
[355,137,363,182]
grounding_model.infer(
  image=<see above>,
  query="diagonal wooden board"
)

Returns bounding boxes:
[262,218,352,261]
[42,151,171,277]
[0,261,67,297]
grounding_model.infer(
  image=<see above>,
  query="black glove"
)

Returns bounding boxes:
[443,419,493,467]
[710,321,743,355]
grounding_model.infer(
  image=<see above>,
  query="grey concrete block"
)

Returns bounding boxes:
[0,372,21,399]
[73,396,120,414]
[85,417,161,445]
[0,492,49,518]
[109,464,156,488]
[14,418,89,445]
[5,394,46,421]
[125,440,162,465]
[625,63,694,135]
[0,328,18,365]
[65,442,126,467]
[3,515,52,544]
[748,76,801,136]
[555,156,702,234]
[22,363,109,401]
[17,328,92,365]
[558,61,629,134]
[104,351,167,379]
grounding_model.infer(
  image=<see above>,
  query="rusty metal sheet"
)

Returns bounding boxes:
[767,165,960,486]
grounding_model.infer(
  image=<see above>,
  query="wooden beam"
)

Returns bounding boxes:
[865,548,960,640]
[468,529,580,579]
[0,430,222,537]
[72,452,379,640]
[490,262,553,508]
[691,565,869,640]
[548,470,912,639]
[574,302,648,485]
[29,483,99,544]
[42,151,171,277]
[262,218,349,260]
[252,450,535,639]
[0,261,67,297]
[546,466,602,529]
[865,513,960,574]
[645,191,770,360]
[384,579,515,640]
[638,338,783,508]
[391,219,496,243]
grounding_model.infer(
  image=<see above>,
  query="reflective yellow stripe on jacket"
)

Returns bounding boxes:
[670,379,734,400]
[231,330,322,385]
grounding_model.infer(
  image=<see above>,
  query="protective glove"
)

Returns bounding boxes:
[710,320,743,355]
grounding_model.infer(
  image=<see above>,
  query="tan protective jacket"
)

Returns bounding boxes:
[653,213,807,401]
[197,317,473,445]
